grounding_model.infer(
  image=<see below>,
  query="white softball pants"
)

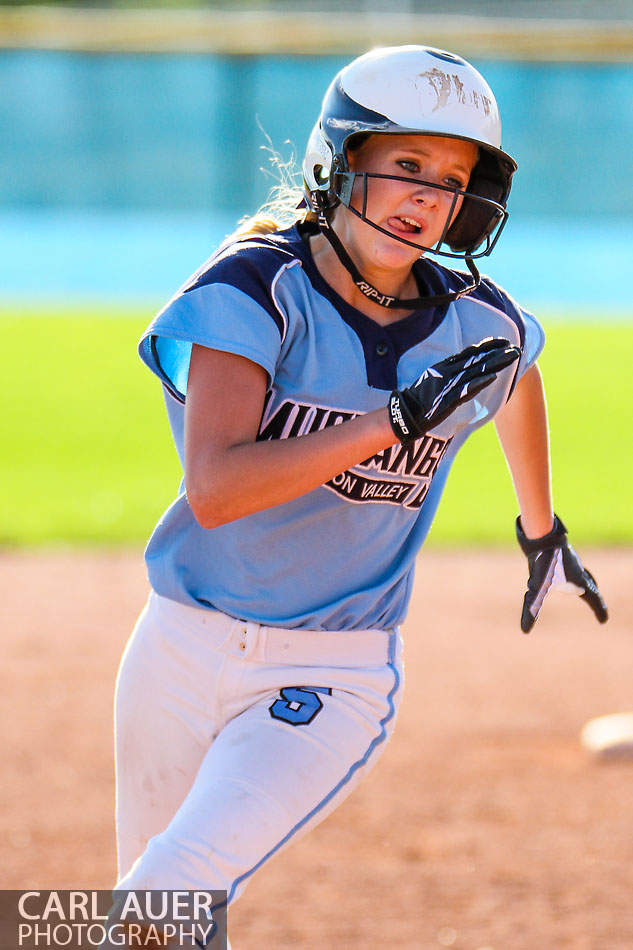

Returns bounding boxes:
[114,591,404,907]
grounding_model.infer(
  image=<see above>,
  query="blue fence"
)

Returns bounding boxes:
[2,51,633,311]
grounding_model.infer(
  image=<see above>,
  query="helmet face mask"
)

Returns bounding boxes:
[332,166,509,260]
[303,45,517,261]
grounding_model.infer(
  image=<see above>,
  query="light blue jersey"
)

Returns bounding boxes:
[138,223,545,631]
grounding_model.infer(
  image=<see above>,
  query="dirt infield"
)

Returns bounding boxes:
[2,549,632,950]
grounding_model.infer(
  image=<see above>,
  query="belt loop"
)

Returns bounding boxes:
[235,620,249,655]
[235,620,261,658]
[238,623,248,654]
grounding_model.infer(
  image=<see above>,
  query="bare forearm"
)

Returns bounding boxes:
[187,406,396,528]
[494,364,554,538]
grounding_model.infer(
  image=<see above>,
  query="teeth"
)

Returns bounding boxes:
[399,217,421,229]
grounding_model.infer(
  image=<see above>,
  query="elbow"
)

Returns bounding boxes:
[185,479,234,530]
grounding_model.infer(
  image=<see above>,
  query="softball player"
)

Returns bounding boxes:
[112,46,608,947]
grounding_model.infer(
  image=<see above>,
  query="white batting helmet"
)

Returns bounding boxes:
[303,45,517,259]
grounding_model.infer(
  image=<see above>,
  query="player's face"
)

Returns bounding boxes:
[337,133,478,274]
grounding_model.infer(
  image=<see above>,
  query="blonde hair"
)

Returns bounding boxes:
[223,140,319,244]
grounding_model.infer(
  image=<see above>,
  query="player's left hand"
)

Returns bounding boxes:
[516,514,608,633]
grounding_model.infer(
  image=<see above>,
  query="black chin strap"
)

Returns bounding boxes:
[318,212,481,311]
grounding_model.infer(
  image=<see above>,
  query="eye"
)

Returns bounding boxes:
[397,159,419,173]
[444,176,467,191]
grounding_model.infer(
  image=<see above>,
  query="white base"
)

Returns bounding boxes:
[580,713,633,759]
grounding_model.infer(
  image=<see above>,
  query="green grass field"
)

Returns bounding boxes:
[3,310,632,547]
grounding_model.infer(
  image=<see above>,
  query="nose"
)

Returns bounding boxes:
[412,179,441,207]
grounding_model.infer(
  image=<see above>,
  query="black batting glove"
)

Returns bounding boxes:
[516,514,609,633]
[388,338,521,444]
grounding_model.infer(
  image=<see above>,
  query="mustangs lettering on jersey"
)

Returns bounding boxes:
[258,392,451,510]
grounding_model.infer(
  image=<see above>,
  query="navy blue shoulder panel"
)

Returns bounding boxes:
[472,276,526,350]
[183,229,305,339]
[423,260,527,350]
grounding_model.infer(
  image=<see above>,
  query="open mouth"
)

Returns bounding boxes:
[387,215,424,236]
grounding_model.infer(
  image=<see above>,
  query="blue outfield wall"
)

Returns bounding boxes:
[2,51,633,310]
[2,209,632,315]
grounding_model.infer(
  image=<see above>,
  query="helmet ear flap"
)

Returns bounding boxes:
[303,122,340,211]
[447,151,513,253]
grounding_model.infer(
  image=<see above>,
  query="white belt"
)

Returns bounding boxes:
[149,590,394,668]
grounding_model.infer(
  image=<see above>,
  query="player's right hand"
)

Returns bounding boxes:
[388,337,520,443]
